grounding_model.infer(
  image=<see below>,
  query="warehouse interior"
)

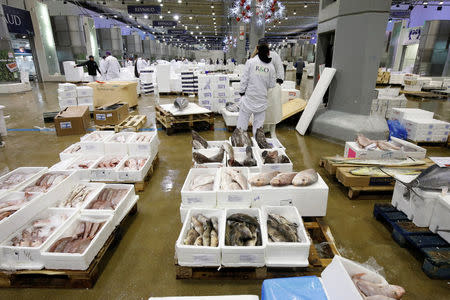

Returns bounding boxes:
[0,1,449,300]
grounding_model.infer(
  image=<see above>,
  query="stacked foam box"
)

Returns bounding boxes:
[140,69,155,95]
[197,74,214,111]
[403,74,422,92]
[228,87,241,105]
[63,61,84,82]
[181,71,198,94]
[389,108,449,142]
[389,72,405,85]
[58,83,77,109]
[371,88,407,118]
[213,74,229,113]
[156,64,171,93]
[76,86,94,111]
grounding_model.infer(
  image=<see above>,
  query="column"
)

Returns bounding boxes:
[25,0,62,81]
[248,0,265,53]
[309,0,392,142]
[83,16,99,61]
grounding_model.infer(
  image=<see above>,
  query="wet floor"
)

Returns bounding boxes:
[0,80,449,299]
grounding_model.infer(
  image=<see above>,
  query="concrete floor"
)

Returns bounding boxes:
[0,79,449,299]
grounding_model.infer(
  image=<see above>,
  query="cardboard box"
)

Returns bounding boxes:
[87,81,138,108]
[54,106,90,136]
[93,102,129,126]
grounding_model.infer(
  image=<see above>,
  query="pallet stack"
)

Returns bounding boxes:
[181,71,198,94]
[140,69,155,95]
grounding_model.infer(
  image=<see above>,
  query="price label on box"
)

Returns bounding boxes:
[60,122,72,129]
[193,254,216,263]
[239,254,257,263]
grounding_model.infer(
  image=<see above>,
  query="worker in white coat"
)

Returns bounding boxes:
[134,55,147,77]
[236,43,276,136]
[104,51,121,80]
[99,56,107,80]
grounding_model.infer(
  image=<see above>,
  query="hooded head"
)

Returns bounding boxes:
[106,51,111,56]
[257,44,271,64]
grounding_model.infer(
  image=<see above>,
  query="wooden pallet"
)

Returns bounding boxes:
[399,90,446,99]
[155,105,214,135]
[373,204,450,279]
[91,154,158,192]
[175,217,339,279]
[0,203,138,288]
[116,115,147,132]
[406,139,448,147]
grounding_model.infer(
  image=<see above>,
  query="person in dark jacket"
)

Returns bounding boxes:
[75,55,101,81]
[294,57,305,87]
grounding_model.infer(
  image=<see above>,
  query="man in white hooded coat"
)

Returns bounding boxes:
[236,43,276,136]
[104,51,121,80]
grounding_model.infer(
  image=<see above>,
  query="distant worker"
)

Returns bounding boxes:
[236,43,276,136]
[124,57,133,67]
[75,55,101,81]
[99,56,107,80]
[294,57,305,87]
[134,55,146,78]
[104,51,121,80]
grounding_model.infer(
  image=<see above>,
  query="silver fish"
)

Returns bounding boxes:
[193,147,225,164]
[255,127,271,149]
[225,102,239,112]
[174,97,189,110]
[249,171,280,186]
[192,130,208,149]
[352,273,405,299]
[184,228,199,245]
[231,128,252,147]
[243,146,257,167]
[292,169,319,186]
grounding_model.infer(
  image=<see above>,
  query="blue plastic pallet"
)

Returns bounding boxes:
[373,204,450,279]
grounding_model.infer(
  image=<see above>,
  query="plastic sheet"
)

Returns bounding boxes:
[261,276,328,300]
[387,119,407,140]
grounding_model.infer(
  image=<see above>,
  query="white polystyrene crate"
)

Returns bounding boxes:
[226,147,261,173]
[390,108,434,122]
[41,213,114,270]
[0,167,48,193]
[82,184,136,226]
[181,168,219,207]
[60,142,83,160]
[179,204,190,223]
[90,155,126,181]
[20,170,78,195]
[50,182,105,209]
[222,108,239,127]
[251,173,329,217]
[175,208,225,267]
[57,89,77,99]
[63,155,103,180]
[391,175,417,219]
[227,137,254,153]
[217,167,252,208]
[410,189,441,227]
[321,255,388,300]
[49,157,77,172]
[262,206,310,267]
[193,148,226,168]
[59,98,77,109]
[251,137,286,150]
[76,86,93,97]
[343,137,426,159]
[429,194,450,243]
[0,192,44,242]
[80,131,114,154]
[116,155,152,182]
[58,83,76,91]
[104,132,136,155]
[256,149,293,173]
[0,208,76,270]
[403,117,449,131]
[192,140,227,152]
[221,208,266,267]
[128,132,157,156]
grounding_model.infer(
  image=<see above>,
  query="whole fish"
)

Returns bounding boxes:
[174,97,189,110]
[223,142,238,166]
[376,140,401,151]
[243,146,257,167]
[211,217,218,232]
[228,213,259,226]
[193,147,225,164]
[262,150,290,164]
[231,128,252,147]
[267,218,286,242]
[270,172,298,186]
[192,130,208,149]
[225,102,239,112]
[194,236,203,246]
[268,214,299,242]
[255,127,271,149]
[352,273,405,299]
[329,157,426,167]
[202,220,212,246]
[249,171,280,186]
[210,229,218,247]
[398,164,450,199]
[191,216,204,235]
[190,175,215,191]
[225,169,248,190]
[350,167,422,177]
[292,169,318,186]
[183,228,199,245]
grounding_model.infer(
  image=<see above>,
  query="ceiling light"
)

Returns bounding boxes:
[99,15,104,18]
[126,25,130,28]
[423,1,428,7]
[158,0,162,2]
[174,15,179,20]
[189,16,192,19]
[439,1,443,4]
[160,3,163,7]
[388,18,392,23]
[196,25,199,29]
[214,22,216,25]
[285,17,288,20]
[199,32,202,35]
[152,31,155,34]
[168,10,171,14]
[129,15,132,18]
[144,14,148,19]
[159,15,163,19]
[138,25,141,28]
[212,12,215,15]
[293,10,296,15]
[190,31,193,34]
[114,15,118,18]
[178,0,182,3]
[304,4,308,8]
[211,5,214,8]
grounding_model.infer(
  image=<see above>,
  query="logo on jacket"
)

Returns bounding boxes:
[255,65,269,73]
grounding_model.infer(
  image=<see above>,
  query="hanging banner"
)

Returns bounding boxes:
[153,20,177,27]
[127,5,161,14]
[2,5,34,35]
[403,26,421,45]
[390,10,411,19]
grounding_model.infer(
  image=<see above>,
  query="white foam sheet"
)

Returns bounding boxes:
[296,68,336,135]
[160,103,211,116]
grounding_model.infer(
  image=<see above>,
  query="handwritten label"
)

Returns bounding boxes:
[228,195,243,202]
[137,144,150,151]
[107,113,113,117]
[186,197,202,204]
[240,254,257,263]
[193,254,216,263]
[84,144,96,151]
[270,165,281,170]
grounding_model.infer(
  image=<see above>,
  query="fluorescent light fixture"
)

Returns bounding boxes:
[174,15,179,20]
[189,16,192,19]
[144,14,148,19]
[159,15,163,19]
